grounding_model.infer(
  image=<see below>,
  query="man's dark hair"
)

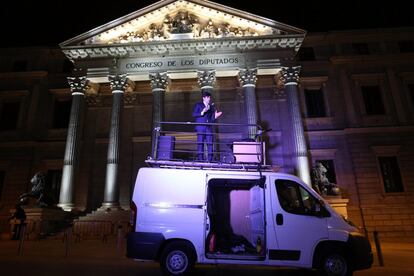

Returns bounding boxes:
[202,91,211,97]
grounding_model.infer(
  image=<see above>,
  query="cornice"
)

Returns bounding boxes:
[0,71,48,80]
[306,125,414,136]
[299,76,329,83]
[0,90,30,97]
[350,73,386,81]
[62,35,304,60]
[330,53,414,66]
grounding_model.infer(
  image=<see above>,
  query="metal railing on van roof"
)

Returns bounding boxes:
[147,121,271,170]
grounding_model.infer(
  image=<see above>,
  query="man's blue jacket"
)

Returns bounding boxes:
[192,102,216,133]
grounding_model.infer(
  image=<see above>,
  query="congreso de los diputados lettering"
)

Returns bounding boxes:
[0,0,413,242]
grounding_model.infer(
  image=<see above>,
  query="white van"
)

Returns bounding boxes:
[127,167,372,276]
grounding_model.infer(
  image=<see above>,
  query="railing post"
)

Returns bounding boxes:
[152,126,161,159]
[373,231,384,266]
[64,225,72,257]
[17,223,26,256]
[116,223,123,255]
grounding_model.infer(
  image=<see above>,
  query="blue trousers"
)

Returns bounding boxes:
[197,131,213,161]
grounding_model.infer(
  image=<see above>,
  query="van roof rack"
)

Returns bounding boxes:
[150,121,274,172]
[145,158,277,172]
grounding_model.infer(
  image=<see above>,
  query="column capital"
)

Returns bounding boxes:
[281,66,301,85]
[197,70,216,89]
[67,76,88,96]
[238,68,257,87]
[149,72,169,91]
[108,74,129,93]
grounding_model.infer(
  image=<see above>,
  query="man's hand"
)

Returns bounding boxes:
[201,104,210,115]
[215,111,223,119]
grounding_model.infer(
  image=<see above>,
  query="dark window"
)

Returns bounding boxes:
[361,85,385,115]
[0,171,5,199]
[12,60,28,72]
[398,40,414,53]
[275,179,322,216]
[305,88,326,118]
[298,47,316,61]
[0,101,20,131]
[46,170,62,204]
[408,84,414,107]
[315,159,337,184]
[52,99,72,129]
[62,59,74,73]
[352,43,370,55]
[378,157,404,193]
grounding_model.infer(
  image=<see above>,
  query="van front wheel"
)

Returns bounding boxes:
[320,253,353,276]
[160,241,195,276]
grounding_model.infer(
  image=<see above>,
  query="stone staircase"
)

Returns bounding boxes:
[72,207,131,242]
[76,207,130,223]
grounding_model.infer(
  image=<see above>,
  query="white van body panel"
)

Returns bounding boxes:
[134,168,207,257]
[267,174,328,268]
[326,210,358,241]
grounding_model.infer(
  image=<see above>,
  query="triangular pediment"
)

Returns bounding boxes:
[61,0,305,47]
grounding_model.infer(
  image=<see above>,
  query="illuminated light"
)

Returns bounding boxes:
[298,156,311,186]
[150,202,171,208]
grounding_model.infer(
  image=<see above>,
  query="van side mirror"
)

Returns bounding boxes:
[313,200,330,218]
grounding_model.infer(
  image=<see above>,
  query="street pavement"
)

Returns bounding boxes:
[0,238,413,276]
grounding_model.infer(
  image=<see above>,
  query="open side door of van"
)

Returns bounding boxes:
[204,173,266,261]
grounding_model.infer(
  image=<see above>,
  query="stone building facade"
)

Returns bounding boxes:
[0,0,413,241]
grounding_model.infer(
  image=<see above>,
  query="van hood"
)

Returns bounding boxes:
[326,208,359,241]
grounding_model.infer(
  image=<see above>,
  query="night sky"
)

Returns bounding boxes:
[0,0,412,48]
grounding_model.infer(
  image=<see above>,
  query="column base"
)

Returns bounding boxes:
[57,203,75,212]
[100,202,123,212]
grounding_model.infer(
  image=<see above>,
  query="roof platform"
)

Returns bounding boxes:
[146,121,278,172]
[145,158,277,172]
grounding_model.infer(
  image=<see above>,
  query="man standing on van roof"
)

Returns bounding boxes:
[192,91,223,161]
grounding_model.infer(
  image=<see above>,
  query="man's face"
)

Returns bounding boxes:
[203,95,211,104]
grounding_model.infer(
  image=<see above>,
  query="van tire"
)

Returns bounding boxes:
[319,252,353,276]
[160,241,196,276]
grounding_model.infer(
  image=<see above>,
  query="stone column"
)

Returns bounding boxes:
[58,76,87,211]
[102,74,129,209]
[149,72,169,158]
[281,66,311,186]
[238,68,258,139]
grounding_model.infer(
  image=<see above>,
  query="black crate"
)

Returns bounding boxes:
[157,135,176,160]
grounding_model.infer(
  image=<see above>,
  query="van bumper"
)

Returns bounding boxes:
[348,232,373,270]
[127,232,165,260]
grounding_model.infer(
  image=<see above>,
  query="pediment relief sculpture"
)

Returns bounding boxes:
[85,10,277,45]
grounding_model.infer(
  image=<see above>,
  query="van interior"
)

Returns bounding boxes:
[206,177,266,260]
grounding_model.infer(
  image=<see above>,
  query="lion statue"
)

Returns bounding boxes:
[19,172,53,207]
[311,162,341,196]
